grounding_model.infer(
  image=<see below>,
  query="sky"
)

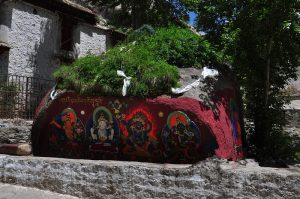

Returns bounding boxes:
[189,11,197,26]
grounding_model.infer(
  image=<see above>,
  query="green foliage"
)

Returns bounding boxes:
[126,25,155,41]
[186,0,300,161]
[54,51,178,97]
[54,26,218,97]
[247,123,300,161]
[128,26,220,68]
[0,82,18,117]
[90,0,189,30]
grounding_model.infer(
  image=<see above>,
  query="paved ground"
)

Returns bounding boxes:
[0,183,78,199]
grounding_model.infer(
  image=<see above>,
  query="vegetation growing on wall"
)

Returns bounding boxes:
[54,26,218,97]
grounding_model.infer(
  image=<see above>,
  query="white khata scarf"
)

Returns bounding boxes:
[171,67,219,94]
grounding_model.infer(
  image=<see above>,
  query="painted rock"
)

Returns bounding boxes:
[32,68,245,163]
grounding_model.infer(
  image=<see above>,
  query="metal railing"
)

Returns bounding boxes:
[0,74,55,119]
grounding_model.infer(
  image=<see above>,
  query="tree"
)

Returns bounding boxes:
[185,0,300,160]
[90,0,190,30]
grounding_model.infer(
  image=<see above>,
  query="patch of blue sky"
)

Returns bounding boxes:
[189,11,197,26]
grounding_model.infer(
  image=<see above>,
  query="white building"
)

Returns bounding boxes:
[0,0,124,79]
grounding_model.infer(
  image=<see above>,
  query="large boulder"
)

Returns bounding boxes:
[31,67,245,163]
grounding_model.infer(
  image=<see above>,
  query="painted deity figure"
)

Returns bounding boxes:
[51,109,78,143]
[230,99,243,157]
[109,99,127,120]
[162,111,201,162]
[87,106,120,157]
[127,112,152,146]
[122,110,161,160]
[62,113,75,141]
[90,111,114,143]
[172,116,195,148]
[74,121,84,143]
[49,107,86,159]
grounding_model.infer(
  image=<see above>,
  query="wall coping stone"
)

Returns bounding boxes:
[0,155,299,198]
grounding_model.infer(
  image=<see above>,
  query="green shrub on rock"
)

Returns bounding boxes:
[54,51,178,97]
[113,25,219,71]
[127,26,220,68]
[54,26,219,97]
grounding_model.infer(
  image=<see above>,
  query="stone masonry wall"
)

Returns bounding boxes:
[0,119,32,144]
[0,155,299,198]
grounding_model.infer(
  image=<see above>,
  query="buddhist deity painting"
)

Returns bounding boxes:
[161,111,201,163]
[230,99,243,156]
[86,106,120,157]
[108,99,128,120]
[49,108,85,144]
[121,109,160,160]
[33,89,245,162]
[48,108,85,157]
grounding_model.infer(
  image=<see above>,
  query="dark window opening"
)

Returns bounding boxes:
[60,15,75,51]
[0,42,10,55]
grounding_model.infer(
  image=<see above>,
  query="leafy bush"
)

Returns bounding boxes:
[127,26,220,68]
[54,26,219,97]
[246,125,300,161]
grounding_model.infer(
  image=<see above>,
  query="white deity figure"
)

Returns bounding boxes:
[91,113,114,143]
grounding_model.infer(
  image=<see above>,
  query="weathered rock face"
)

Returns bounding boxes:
[32,67,244,163]
[0,119,32,144]
[0,155,299,198]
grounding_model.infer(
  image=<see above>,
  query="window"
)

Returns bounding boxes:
[60,15,75,51]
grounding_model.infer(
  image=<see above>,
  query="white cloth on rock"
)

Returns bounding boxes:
[171,67,219,94]
[117,70,132,96]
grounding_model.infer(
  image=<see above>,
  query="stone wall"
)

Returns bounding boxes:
[0,155,299,198]
[0,119,32,144]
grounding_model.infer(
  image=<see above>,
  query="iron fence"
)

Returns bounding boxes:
[0,74,55,119]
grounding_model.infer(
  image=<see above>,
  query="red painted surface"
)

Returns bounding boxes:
[32,88,244,163]
[0,144,31,156]
[0,144,19,155]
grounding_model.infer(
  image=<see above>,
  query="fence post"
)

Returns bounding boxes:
[25,76,29,117]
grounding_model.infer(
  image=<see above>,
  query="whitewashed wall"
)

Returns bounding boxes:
[1,1,111,79]
[5,1,60,78]
[74,23,109,57]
